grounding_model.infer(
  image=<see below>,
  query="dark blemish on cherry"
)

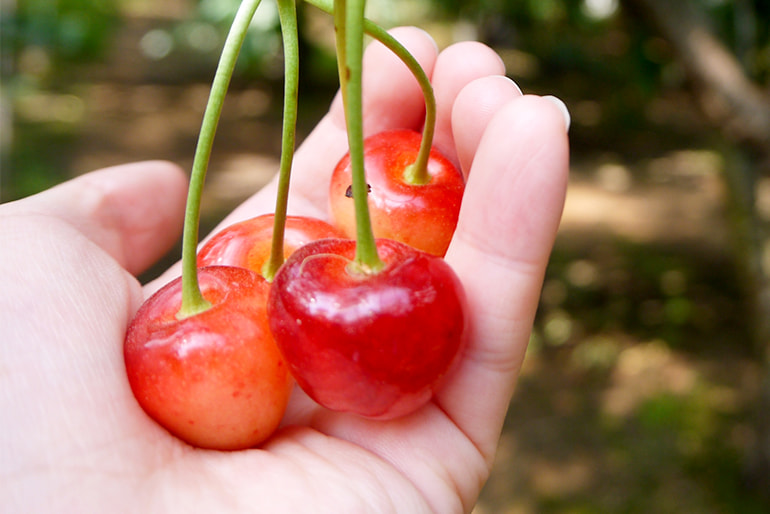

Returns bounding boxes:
[345,184,371,198]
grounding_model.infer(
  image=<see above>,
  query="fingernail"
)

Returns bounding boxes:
[543,95,571,132]
[498,75,523,96]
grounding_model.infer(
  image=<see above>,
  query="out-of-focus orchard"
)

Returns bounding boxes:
[2,0,770,511]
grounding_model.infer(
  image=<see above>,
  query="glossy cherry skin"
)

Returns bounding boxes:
[124,266,293,450]
[197,214,344,274]
[268,238,467,419]
[329,129,464,256]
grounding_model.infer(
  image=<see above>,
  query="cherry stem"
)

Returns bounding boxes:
[334,0,383,272]
[263,0,300,282]
[305,0,436,185]
[333,0,348,118]
[177,0,262,319]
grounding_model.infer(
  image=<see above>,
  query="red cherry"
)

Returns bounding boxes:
[329,129,464,256]
[267,238,467,419]
[197,214,344,274]
[124,266,292,450]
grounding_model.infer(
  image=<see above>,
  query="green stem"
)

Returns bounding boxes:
[263,0,300,282]
[335,0,383,272]
[304,0,436,185]
[177,0,262,319]
[401,85,435,185]
[333,0,348,114]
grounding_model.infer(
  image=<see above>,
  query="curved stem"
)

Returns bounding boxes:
[335,0,383,272]
[177,0,262,319]
[304,0,436,185]
[368,32,434,185]
[263,0,300,282]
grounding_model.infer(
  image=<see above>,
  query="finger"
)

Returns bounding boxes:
[440,95,570,460]
[225,27,440,224]
[430,41,506,166]
[452,75,523,175]
[0,161,187,276]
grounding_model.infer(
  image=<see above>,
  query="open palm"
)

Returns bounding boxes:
[1,28,569,513]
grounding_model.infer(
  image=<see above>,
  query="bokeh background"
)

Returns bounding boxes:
[2,0,770,512]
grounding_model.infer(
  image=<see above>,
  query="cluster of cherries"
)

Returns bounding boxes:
[123,0,468,450]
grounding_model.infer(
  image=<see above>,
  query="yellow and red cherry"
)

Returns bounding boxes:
[124,266,293,450]
[197,214,344,274]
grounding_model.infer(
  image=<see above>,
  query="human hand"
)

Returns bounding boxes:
[1,28,568,513]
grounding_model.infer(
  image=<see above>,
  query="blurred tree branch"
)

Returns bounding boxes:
[622,0,770,154]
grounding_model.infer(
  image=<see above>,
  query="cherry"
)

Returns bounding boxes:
[329,129,464,256]
[263,0,467,419]
[268,238,467,419]
[123,0,295,450]
[197,214,344,276]
[124,266,293,450]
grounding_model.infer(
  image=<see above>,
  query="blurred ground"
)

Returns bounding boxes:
[5,6,769,514]
[477,160,765,513]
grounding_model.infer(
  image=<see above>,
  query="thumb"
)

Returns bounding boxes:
[1,161,187,276]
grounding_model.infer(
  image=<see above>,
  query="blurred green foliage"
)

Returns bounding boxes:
[1,1,119,201]
[428,0,770,152]
[2,0,119,64]
[179,0,284,77]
